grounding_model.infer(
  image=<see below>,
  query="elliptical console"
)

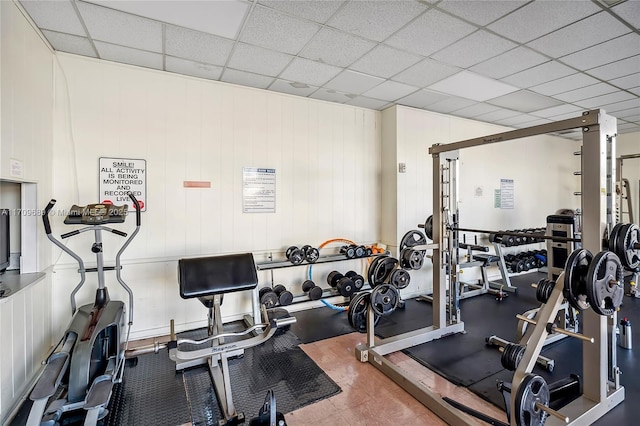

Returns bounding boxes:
[26,194,141,426]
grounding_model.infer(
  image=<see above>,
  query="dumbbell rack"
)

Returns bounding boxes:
[255,252,389,306]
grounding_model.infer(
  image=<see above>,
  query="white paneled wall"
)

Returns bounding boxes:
[383,105,581,296]
[52,54,381,339]
[0,2,54,422]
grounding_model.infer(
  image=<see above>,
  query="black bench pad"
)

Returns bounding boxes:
[178,253,258,299]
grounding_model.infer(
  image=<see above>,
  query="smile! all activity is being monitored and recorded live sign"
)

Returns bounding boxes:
[99,157,147,211]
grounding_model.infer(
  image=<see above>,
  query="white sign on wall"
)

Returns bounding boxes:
[500,178,514,209]
[243,167,276,213]
[99,157,147,211]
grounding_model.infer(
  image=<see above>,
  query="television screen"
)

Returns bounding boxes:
[0,209,9,273]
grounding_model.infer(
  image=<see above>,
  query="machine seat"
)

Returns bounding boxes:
[178,253,258,300]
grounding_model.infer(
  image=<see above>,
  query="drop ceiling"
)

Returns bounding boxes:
[18,0,640,137]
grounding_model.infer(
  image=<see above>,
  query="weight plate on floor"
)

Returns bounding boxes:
[515,374,549,426]
[399,230,427,253]
[305,247,320,263]
[618,223,640,270]
[535,279,555,304]
[501,343,525,371]
[370,284,400,316]
[389,269,411,289]
[563,248,592,311]
[347,292,380,333]
[400,248,424,270]
[586,251,624,316]
[424,215,433,240]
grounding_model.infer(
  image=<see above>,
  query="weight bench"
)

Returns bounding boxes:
[168,253,296,426]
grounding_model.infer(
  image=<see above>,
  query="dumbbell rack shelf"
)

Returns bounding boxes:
[255,252,390,306]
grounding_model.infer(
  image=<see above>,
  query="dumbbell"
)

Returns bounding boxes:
[273,284,293,306]
[302,280,323,300]
[327,271,356,297]
[300,245,320,263]
[285,246,306,265]
[345,271,365,291]
[259,287,279,308]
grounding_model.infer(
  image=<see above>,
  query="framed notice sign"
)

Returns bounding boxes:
[243,167,276,213]
[99,157,147,211]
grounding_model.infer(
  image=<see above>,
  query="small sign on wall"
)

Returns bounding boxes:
[243,167,275,213]
[500,178,514,209]
[99,157,147,211]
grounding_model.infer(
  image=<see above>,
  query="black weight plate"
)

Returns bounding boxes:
[351,274,365,290]
[370,284,400,317]
[608,223,624,253]
[515,374,549,426]
[327,271,343,287]
[424,215,433,240]
[266,307,291,336]
[619,223,640,270]
[371,256,398,287]
[399,230,427,252]
[277,290,293,306]
[337,277,356,297]
[308,286,323,300]
[400,248,424,270]
[586,251,624,316]
[260,291,278,309]
[367,256,385,288]
[348,292,380,333]
[285,246,297,259]
[301,280,315,293]
[563,248,593,311]
[389,269,411,289]
[301,245,312,255]
[305,247,320,263]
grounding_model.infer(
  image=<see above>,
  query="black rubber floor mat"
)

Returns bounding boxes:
[182,331,341,425]
[289,306,354,343]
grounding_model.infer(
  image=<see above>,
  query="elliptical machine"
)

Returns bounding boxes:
[27,194,141,426]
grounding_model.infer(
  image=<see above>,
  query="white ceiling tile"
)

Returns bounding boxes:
[575,91,636,109]
[530,104,583,119]
[616,107,640,118]
[553,83,619,103]
[268,79,318,97]
[327,0,427,42]
[42,30,96,57]
[259,0,344,24]
[526,12,630,59]
[323,70,385,95]
[529,73,601,96]
[362,81,419,102]
[610,73,640,90]
[350,45,422,79]
[386,9,476,57]
[309,89,350,103]
[495,114,542,126]
[165,25,233,66]
[20,0,86,36]
[396,90,450,109]
[619,114,640,123]
[298,27,375,67]
[77,2,162,53]
[612,0,640,30]
[221,69,274,90]
[473,108,521,122]
[470,47,548,80]
[603,99,640,113]
[424,97,476,114]
[391,59,461,88]
[240,5,320,54]
[431,30,517,68]
[560,33,640,70]
[345,96,391,110]
[619,123,640,133]
[165,56,223,81]
[502,61,576,88]
[279,57,342,87]
[228,43,292,77]
[586,55,640,80]
[83,0,249,39]
[451,103,501,119]
[487,1,600,43]
[428,71,519,102]
[94,41,163,70]
[486,90,563,113]
[437,0,527,26]
[630,87,640,97]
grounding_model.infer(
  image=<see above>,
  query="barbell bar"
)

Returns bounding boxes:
[535,402,569,423]
[515,314,594,343]
[450,227,581,243]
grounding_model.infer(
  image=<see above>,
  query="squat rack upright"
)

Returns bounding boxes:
[355,109,624,425]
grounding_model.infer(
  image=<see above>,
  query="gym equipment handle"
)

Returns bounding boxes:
[515,314,594,343]
[111,229,128,237]
[128,193,141,226]
[43,199,56,235]
[61,230,80,239]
